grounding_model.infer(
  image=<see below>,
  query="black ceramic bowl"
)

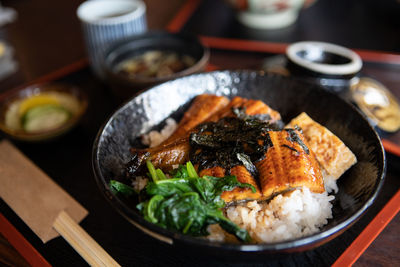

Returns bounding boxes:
[102,31,209,100]
[92,70,385,257]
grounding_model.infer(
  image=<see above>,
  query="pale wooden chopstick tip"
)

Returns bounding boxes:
[53,211,121,267]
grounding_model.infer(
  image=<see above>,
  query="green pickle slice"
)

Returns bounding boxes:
[22,105,71,132]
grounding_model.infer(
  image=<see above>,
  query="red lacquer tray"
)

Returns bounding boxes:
[1,1,400,264]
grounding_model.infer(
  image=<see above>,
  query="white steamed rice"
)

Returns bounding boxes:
[140,118,336,243]
[141,118,177,147]
[207,187,334,243]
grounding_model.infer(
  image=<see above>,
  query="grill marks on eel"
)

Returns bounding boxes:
[256,130,324,200]
[160,94,230,145]
[127,94,324,203]
[196,130,324,202]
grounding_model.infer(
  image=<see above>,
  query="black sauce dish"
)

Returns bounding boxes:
[92,70,385,258]
[286,41,363,95]
[102,31,210,101]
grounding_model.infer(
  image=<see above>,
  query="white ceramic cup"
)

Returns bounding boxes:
[235,0,305,29]
[77,0,147,78]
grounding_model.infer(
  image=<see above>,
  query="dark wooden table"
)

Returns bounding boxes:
[0,0,399,266]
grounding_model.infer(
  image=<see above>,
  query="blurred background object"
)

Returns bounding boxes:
[0,2,16,27]
[0,2,17,81]
[182,0,400,56]
[77,0,147,79]
[0,0,187,92]
[350,77,400,133]
[0,41,17,81]
[225,0,305,29]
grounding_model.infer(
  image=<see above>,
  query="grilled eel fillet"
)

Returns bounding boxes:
[205,96,281,124]
[160,94,230,145]
[287,112,357,181]
[128,137,190,174]
[255,130,325,200]
[128,96,282,175]
[199,130,324,202]
[160,95,282,146]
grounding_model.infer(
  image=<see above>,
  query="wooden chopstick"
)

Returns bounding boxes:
[53,211,120,267]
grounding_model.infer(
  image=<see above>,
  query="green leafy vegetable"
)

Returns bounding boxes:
[169,164,189,178]
[186,161,198,178]
[146,160,168,181]
[146,178,193,196]
[109,180,136,197]
[137,161,253,242]
[139,194,164,223]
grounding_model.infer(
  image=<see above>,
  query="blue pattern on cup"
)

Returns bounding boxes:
[77,0,147,78]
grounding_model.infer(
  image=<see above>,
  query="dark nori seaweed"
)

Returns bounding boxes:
[189,107,279,176]
[284,128,310,154]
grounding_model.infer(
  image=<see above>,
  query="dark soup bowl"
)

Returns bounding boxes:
[102,31,209,100]
[92,70,385,258]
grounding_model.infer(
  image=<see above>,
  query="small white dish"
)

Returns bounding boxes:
[286,41,362,76]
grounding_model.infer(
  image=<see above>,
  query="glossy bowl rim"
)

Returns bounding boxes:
[92,70,386,253]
